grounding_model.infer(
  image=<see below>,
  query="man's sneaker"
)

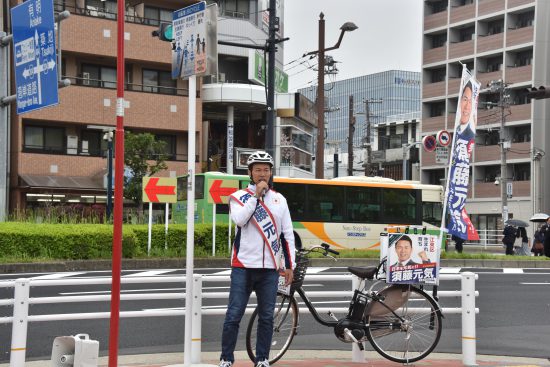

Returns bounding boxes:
[218,360,232,367]
[255,359,270,367]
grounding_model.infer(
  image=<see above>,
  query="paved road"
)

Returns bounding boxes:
[0,267,549,363]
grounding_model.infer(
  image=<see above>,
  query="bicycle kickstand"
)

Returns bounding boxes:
[343,328,364,351]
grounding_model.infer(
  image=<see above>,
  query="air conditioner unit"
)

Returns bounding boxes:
[218,73,226,82]
[83,72,90,86]
[67,135,78,155]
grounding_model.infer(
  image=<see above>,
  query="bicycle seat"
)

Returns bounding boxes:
[348,266,378,280]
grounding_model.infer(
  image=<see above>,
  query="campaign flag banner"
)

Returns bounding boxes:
[383,229,440,286]
[446,66,480,240]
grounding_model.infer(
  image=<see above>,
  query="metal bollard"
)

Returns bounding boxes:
[461,272,477,366]
[192,274,203,364]
[10,279,30,367]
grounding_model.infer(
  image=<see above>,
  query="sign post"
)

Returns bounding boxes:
[11,0,59,115]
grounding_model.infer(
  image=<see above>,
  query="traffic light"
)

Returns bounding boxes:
[151,22,173,42]
[525,86,550,100]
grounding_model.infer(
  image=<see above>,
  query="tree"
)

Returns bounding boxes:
[124,132,168,220]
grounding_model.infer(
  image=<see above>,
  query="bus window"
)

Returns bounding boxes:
[382,188,418,224]
[346,186,381,223]
[275,182,306,221]
[307,185,345,222]
[175,175,205,201]
[423,201,443,226]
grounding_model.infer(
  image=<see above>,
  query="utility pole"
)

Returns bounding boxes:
[363,98,382,176]
[265,0,277,165]
[489,79,510,224]
[0,0,8,222]
[347,95,355,176]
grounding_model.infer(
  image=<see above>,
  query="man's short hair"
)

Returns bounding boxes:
[396,235,413,248]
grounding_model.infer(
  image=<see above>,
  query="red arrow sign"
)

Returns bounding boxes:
[144,177,176,202]
[209,179,238,204]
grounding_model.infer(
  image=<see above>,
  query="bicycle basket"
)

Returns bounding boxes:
[291,251,309,289]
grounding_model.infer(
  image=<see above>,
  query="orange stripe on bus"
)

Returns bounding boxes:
[301,223,343,248]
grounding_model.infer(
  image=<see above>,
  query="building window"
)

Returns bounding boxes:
[156,134,177,160]
[81,64,116,89]
[431,68,446,83]
[144,6,173,26]
[429,102,445,117]
[142,69,177,95]
[431,33,446,48]
[429,0,447,14]
[487,19,504,35]
[515,50,533,67]
[517,11,534,28]
[24,126,65,154]
[85,0,116,19]
[512,163,530,181]
[486,56,502,72]
[222,0,249,18]
[81,130,107,157]
[459,26,475,42]
[511,125,530,143]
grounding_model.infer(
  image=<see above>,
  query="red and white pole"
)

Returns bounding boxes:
[108,0,125,365]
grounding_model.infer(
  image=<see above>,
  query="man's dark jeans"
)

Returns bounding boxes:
[220,267,279,363]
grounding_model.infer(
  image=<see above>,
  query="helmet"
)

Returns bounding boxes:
[247,151,273,168]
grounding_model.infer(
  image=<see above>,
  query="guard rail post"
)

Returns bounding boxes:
[10,279,30,367]
[350,275,366,363]
[191,274,203,364]
[461,272,477,366]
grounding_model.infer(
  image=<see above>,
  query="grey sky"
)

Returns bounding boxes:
[283,0,423,92]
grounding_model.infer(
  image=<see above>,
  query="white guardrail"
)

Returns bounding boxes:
[0,271,479,367]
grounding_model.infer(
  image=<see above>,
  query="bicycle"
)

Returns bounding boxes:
[246,243,443,364]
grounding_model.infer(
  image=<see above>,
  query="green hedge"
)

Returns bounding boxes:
[0,223,235,260]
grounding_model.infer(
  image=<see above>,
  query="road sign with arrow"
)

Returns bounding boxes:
[207,179,239,204]
[142,177,177,203]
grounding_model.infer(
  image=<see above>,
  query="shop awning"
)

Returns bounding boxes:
[20,175,104,191]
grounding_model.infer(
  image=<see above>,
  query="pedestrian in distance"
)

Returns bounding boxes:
[541,217,550,257]
[452,234,465,253]
[532,224,545,256]
[219,151,296,367]
[515,226,530,256]
[502,224,516,255]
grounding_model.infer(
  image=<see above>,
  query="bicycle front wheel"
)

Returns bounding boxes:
[246,293,298,364]
[365,284,442,363]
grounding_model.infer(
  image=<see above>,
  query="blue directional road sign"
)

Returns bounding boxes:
[11,0,59,115]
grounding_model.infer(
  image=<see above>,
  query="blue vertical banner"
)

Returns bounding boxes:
[172,1,207,80]
[446,66,480,240]
[11,0,59,115]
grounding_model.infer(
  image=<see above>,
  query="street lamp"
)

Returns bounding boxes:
[303,14,357,179]
[103,131,114,221]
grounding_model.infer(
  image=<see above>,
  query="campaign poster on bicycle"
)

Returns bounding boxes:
[385,232,441,285]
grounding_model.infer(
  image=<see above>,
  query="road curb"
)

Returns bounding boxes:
[0,257,548,273]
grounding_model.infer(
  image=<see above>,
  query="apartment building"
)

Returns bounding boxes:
[5,0,301,212]
[421,0,550,230]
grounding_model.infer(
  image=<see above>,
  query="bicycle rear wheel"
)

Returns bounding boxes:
[365,284,442,363]
[246,293,298,364]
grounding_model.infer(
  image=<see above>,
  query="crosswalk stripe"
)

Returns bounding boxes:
[440,267,461,274]
[31,272,86,279]
[306,267,329,274]
[124,270,174,277]
[503,268,524,274]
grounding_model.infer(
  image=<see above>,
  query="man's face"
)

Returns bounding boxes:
[249,163,272,185]
[395,239,413,262]
[460,87,473,125]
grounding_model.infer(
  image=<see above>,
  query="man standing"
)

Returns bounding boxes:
[219,151,295,367]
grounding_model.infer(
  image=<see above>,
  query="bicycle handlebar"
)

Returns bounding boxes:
[299,243,340,257]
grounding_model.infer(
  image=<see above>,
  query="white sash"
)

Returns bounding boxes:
[231,188,282,269]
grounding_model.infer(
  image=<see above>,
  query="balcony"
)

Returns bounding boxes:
[424,11,447,31]
[450,3,475,24]
[474,182,500,198]
[447,77,461,95]
[62,13,171,65]
[508,180,530,197]
[449,39,474,59]
[508,142,531,160]
[506,26,534,47]
[423,81,446,99]
[474,144,500,162]
[476,70,503,89]
[24,85,201,132]
[421,115,445,132]
[423,46,446,65]
[478,0,505,16]
[508,0,535,9]
[477,33,504,53]
[505,64,532,84]
[508,103,531,122]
